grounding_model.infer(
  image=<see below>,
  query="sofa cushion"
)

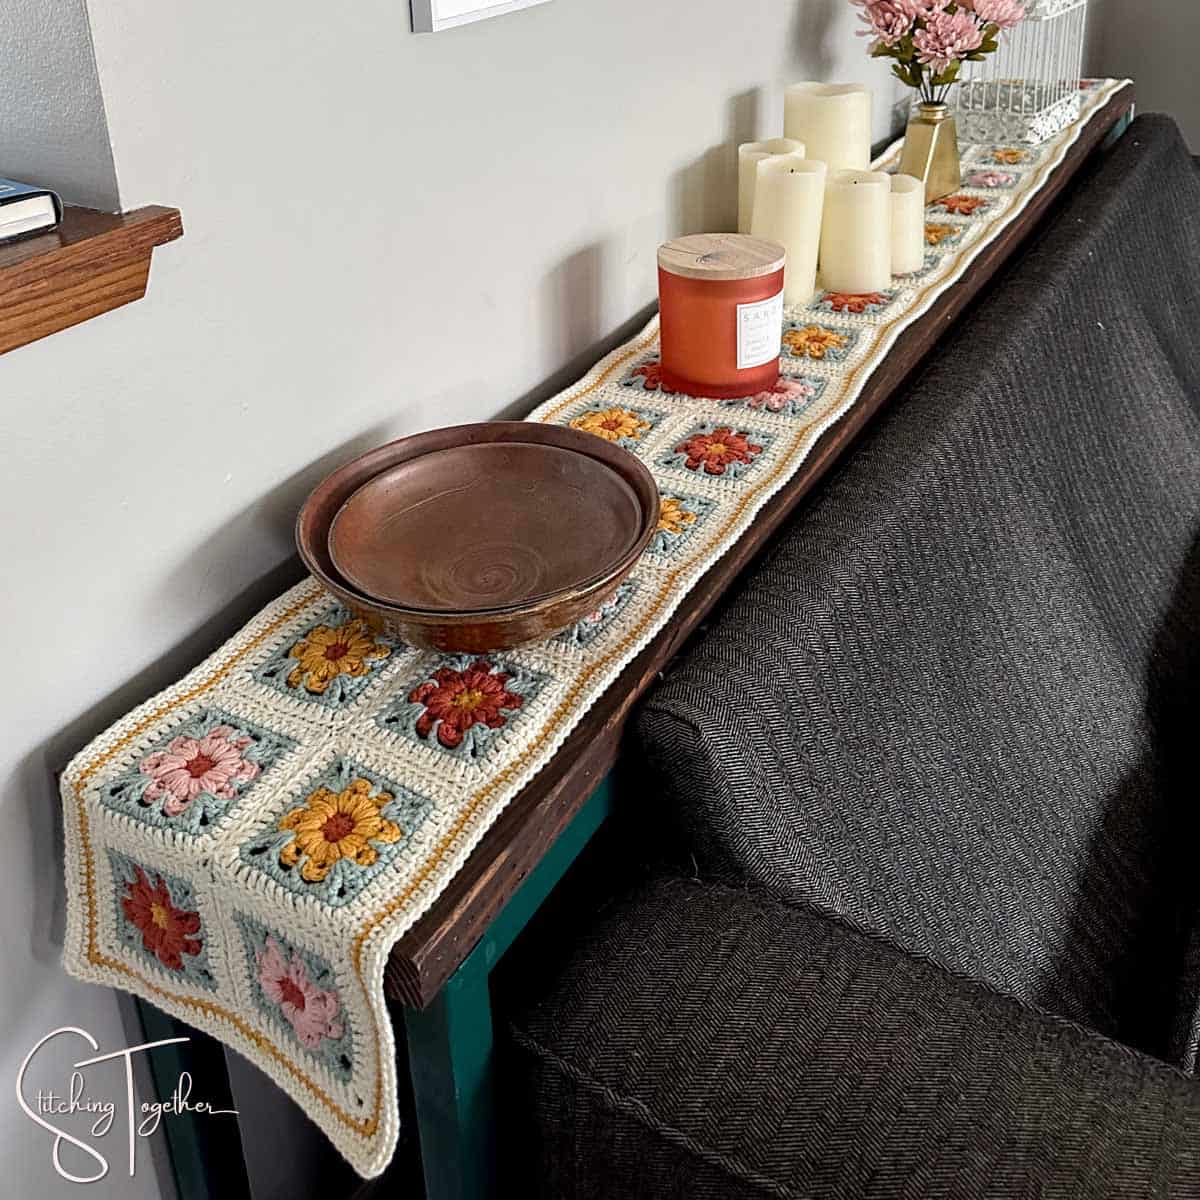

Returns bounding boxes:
[507,875,1200,1198]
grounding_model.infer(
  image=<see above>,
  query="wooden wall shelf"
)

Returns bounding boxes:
[0,204,183,356]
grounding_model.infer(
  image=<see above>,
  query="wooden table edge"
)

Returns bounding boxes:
[386,83,1136,1009]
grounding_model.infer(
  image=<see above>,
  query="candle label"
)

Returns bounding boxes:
[736,290,784,371]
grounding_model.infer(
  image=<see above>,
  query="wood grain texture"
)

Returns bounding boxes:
[0,205,183,356]
[381,84,1134,1009]
[658,233,787,281]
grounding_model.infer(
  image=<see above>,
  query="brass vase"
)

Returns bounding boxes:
[898,101,961,204]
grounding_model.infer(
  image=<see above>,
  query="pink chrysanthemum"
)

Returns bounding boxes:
[968,0,1026,30]
[913,8,984,73]
[855,1,915,45]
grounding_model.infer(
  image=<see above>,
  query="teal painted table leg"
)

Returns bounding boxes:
[404,775,615,1200]
[134,999,251,1200]
[405,950,496,1199]
[1102,105,1136,151]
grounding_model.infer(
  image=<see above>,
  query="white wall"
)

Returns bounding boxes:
[0,2,900,1197]
[1092,0,1199,148]
[0,0,119,208]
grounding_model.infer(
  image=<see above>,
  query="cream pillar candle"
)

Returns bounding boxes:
[737,138,804,235]
[751,156,827,306]
[820,169,892,295]
[890,173,925,276]
[784,83,872,176]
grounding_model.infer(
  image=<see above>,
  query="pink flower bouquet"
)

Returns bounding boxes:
[852,0,1026,103]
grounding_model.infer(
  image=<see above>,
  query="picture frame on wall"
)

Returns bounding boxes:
[411,0,553,34]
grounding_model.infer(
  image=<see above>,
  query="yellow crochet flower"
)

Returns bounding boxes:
[782,326,849,361]
[286,619,390,694]
[991,148,1026,165]
[570,407,651,443]
[657,497,697,537]
[278,779,402,883]
[925,223,957,246]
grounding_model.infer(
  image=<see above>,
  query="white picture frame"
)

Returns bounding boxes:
[411,0,553,34]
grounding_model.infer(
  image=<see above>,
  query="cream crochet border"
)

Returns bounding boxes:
[60,80,1126,1179]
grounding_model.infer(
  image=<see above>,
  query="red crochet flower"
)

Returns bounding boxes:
[935,194,990,216]
[121,866,203,971]
[409,659,524,749]
[675,428,762,475]
[822,292,891,314]
[630,360,676,394]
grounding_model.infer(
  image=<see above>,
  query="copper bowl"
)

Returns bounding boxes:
[296,421,660,653]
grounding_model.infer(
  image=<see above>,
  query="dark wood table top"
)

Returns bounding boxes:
[385,83,1136,1010]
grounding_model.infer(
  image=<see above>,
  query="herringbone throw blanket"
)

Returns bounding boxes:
[60,81,1128,1175]
[637,112,1200,1072]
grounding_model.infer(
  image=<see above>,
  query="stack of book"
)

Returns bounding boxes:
[0,178,62,244]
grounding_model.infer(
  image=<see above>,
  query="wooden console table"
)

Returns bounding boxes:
[387,82,1137,1200]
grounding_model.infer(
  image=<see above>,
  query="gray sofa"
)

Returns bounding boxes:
[503,116,1200,1197]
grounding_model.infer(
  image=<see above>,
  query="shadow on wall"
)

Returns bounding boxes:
[671,88,761,236]
[19,415,411,985]
[786,0,841,80]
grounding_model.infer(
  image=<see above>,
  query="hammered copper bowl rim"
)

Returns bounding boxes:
[295,421,660,632]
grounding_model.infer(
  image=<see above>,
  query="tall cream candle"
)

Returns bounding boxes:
[738,138,804,235]
[751,156,827,306]
[784,83,872,175]
[820,169,892,295]
[890,173,925,276]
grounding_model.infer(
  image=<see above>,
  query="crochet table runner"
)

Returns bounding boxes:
[61,80,1126,1178]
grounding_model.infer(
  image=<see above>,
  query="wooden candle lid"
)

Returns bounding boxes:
[657,233,786,282]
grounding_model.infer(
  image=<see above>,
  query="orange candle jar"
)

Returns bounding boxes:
[657,234,786,399]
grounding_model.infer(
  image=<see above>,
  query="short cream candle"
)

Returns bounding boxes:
[820,169,892,295]
[890,174,925,276]
[751,156,827,306]
[738,138,804,235]
[784,83,872,176]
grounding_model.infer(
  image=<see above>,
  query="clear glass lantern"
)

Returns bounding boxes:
[953,0,1089,146]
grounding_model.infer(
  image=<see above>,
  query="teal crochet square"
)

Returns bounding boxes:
[781,321,861,366]
[658,422,775,483]
[562,398,667,452]
[809,289,898,318]
[646,492,718,560]
[108,850,217,991]
[555,579,641,649]
[100,708,295,838]
[376,654,547,764]
[237,757,433,909]
[718,374,826,418]
[618,354,678,397]
[253,605,400,709]
[962,166,1024,191]
[234,913,355,1085]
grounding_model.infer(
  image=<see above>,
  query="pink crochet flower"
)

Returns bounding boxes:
[913,8,984,73]
[257,937,345,1049]
[855,1,915,45]
[140,725,260,816]
[745,378,818,413]
[968,0,1026,30]
[965,169,1015,188]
